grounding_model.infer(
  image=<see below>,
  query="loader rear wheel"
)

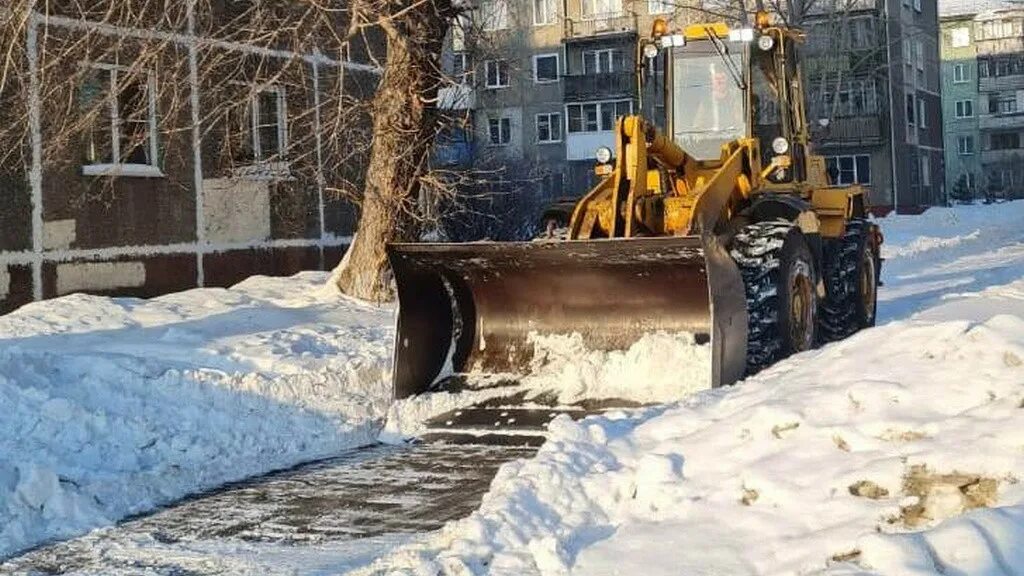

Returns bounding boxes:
[731,220,819,374]
[819,219,877,342]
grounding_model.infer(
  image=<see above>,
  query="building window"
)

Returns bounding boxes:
[536,112,562,143]
[906,93,916,126]
[979,59,990,77]
[583,49,624,74]
[950,27,970,47]
[921,155,930,186]
[250,87,287,161]
[917,98,927,128]
[534,54,559,83]
[955,99,974,118]
[825,155,871,185]
[534,0,557,25]
[567,100,632,133]
[488,117,512,146]
[957,135,975,155]
[978,19,1021,41]
[913,0,921,12]
[990,132,1021,150]
[485,60,510,88]
[81,64,159,173]
[452,52,471,83]
[582,0,623,19]
[990,94,1017,114]
[953,63,969,83]
[648,0,673,14]
[481,0,509,31]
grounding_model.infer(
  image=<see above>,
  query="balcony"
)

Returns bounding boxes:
[564,12,637,39]
[564,72,636,102]
[979,112,1024,130]
[980,148,1024,163]
[810,116,882,145]
[978,75,1024,92]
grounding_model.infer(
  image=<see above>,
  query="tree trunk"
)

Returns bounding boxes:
[334,2,452,301]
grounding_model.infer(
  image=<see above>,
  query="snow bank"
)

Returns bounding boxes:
[0,273,394,559]
[361,202,1024,575]
[878,201,1024,321]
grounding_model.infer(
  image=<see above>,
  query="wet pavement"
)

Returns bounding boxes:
[1,443,534,575]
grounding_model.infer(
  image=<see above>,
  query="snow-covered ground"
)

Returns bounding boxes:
[357,202,1024,575]
[4,201,1024,574]
[0,274,394,559]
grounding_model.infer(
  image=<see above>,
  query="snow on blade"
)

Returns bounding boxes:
[380,331,711,441]
[0,272,395,559]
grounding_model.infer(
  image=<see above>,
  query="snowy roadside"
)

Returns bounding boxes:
[0,272,395,559]
[357,203,1024,575]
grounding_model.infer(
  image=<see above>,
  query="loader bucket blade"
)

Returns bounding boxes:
[387,237,747,401]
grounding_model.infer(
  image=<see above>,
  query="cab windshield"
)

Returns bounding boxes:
[672,44,747,160]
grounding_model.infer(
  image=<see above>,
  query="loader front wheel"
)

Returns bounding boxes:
[731,221,819,374]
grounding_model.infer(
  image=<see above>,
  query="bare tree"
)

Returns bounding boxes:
[331,0,460,301]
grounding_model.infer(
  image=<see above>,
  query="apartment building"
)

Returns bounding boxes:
[802,0,944,212]
[937,1,1024,201]
[940,8,982,200]
[442,0,944,220]
[0,3,380,315]
[437,0,685,216]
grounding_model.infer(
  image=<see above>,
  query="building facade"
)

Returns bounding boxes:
[940,11,982,201]
[803,0,944,211]
[937,1,1024,201]
[441,0,944,222]
[0,3,380,315]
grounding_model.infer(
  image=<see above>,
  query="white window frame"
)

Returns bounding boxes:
[81,62,162,177]
[953,63,969,83]
[957,135,975,155]
[826,154,871,185]
[533,53,560,84]
[249,85,288,162]
[536,112,562,143]
[648,0,674,14]
[581,0,624,20]
[917,97,927,128]
[582,49,622,74]
[913,0,921,12]
[484,60,510,88]
[533,0,557,26]
[480,0,509,31]
[566,99,634,134]
[955,99,974,118]
[488,116,512,146]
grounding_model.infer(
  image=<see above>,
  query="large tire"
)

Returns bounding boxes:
[730,220,819,374]
[819,219,878,342]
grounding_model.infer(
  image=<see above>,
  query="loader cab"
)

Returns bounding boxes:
[644,18,810,186]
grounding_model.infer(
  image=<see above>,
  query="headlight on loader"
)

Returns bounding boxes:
[595,146,613,164]
[772,137,789,154]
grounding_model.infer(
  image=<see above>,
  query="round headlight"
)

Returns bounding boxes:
[595,146,613,164]
[772,137,789,154]
[643,42,660,60]
[757,34,775,51]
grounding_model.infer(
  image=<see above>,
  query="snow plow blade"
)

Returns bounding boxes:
[387,236,747,401]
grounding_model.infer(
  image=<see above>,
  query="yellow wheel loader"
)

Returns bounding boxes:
[387,14,882,443]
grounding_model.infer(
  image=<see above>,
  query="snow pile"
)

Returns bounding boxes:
[361,202,1024,575]
[381,331,710,441]
[0,273,394,559]
[521,331,711,404]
